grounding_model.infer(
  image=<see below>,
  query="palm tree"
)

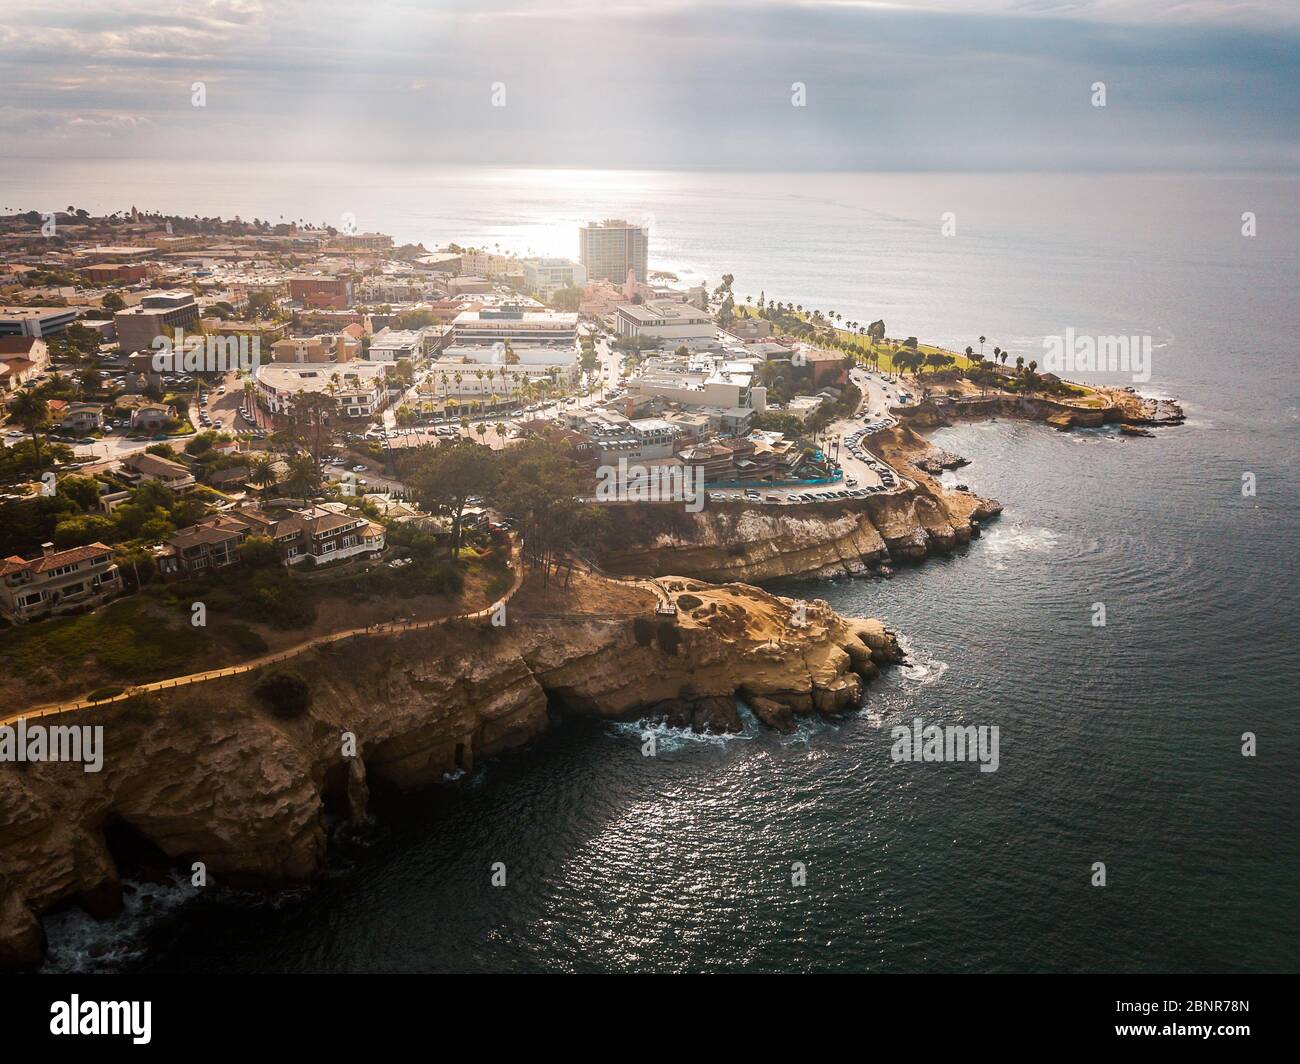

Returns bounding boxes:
[8,389,48,467]
[249,454,276,496]
[978,335,986,356]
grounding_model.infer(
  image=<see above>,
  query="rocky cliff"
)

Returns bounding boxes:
[597,431,1001,583]
[0,577,900,970]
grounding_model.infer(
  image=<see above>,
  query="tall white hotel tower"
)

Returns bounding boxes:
[578,219,649,283]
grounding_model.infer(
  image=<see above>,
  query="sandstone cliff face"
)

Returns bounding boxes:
[0,582,899,971]
[596,455,1001,584]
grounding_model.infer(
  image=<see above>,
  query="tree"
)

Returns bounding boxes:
[283,454,321,498]
[402,440,499,557]
[248,454,277,496]
[286,390,336,468]
[101,292,126,313]
[488,439,604,584]
[8,389,49,469]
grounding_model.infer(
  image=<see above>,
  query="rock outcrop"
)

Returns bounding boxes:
[0,579,899,970]
[596,435,1001,583]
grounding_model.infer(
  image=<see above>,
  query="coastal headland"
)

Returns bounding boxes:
[596,384,1182,583]
[0,572,900,969]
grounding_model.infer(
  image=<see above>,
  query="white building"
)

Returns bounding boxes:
[523,258,587,297]
[423,359,578,399]
[255,362,391,419]
[627,354,767,412]
[614,300,714,341]
[579,219,648,283]
[368,326,439,364]
[452,307,578,346]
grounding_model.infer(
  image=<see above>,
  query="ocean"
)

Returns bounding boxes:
[14,164,1297,973]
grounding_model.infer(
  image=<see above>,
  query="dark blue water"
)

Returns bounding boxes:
[32,170,1300,973]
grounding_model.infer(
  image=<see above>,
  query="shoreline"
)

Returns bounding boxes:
[594,382,1183,585]
[0,573,903,970]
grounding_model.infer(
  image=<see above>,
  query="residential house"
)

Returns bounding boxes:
[153,514,252,577]
[59,401,106,435]
[129,403,178,432]
[155,505,385,577]
[0,542,123,624]
[120,451,196,491]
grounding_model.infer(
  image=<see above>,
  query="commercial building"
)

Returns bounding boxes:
[368,326,442,364]
[113,291,200,353]
[451,307,578,346]
[579,219,648,283]
[614,300,714,341]
[289,275,354,310]
[0,542,123,624]
[0,306,81,339]
[254,362,391,419]
[422,358,578,399]
[81,263,149,285]
[523,258,588,297]
[586,417,681,465]
[626,354,767,414]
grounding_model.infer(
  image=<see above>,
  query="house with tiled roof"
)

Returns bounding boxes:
[59,401,106,434]
[154,505,385,578]
[0,356,37,392]
[0,541,122,623]
[120,451,196,491]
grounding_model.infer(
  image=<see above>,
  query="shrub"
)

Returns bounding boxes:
[225,623,269,656]
[676,593,703,611]
[87,686,125,702]
[253,671,311,718]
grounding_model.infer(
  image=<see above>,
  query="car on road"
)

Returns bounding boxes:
[351,464,367,473]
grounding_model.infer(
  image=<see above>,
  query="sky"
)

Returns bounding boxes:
[1,0,1297,171]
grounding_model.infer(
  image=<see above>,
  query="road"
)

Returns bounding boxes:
[701,365,917,505]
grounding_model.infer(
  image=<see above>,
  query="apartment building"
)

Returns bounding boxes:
[579,219,648,283]
[0,542,123,624]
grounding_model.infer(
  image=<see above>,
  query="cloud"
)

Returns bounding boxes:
[1,0,1296,169]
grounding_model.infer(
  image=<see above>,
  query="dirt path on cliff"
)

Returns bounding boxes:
[3,535,529,726]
